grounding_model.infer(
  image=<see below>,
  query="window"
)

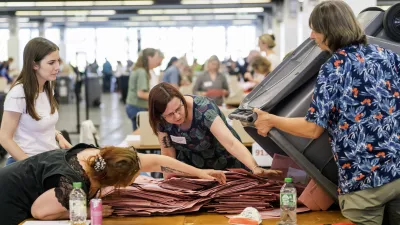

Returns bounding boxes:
[65,28,96,69]
[45,28,60,46]
[227,26,257,61]
[193,26,226,64]
[0,29,9,61]
[96,28,128,69]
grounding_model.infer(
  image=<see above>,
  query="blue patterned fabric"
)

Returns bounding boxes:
[305,44,400,194]
[159,95,246,170]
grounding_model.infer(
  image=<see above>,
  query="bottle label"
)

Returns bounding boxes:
[69,200,87,218]
[280,193,296,207]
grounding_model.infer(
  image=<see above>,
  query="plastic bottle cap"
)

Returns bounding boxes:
[73,182,82,188]
[284,177,293,183]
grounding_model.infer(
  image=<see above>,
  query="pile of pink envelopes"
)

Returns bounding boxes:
[102,168,306,216]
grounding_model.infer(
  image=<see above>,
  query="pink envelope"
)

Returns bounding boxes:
[298,179,335,211]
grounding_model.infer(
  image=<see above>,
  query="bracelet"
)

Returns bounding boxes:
[55,131,62,140]
[251,165,259,172]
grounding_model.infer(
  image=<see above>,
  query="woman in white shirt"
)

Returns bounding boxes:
[258,34,281,71]
[0,37,72,166]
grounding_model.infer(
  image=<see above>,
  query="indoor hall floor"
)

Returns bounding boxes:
[56,92,132,146]
[0,92,133,167]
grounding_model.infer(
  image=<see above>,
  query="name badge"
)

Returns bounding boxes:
[170,135,187,144]
[204,81,213,88]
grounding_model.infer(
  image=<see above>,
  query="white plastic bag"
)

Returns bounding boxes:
[79,120,100,147]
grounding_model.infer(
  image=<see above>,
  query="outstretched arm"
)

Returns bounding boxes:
[138,153,226,184]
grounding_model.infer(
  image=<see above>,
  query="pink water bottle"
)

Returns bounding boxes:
[90,198,102,225]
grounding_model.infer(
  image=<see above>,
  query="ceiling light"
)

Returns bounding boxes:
[89,10,116,15]
[0,18,8,23]
[158,21,177,26]
[130,16,150,21]
[215,15,235,20]
[194,15,214,20]
[172,16,193,20]
[17,18,29,22]
[237,7,264,13]
[16,11,40,16]
[181,0,270,4]
[87,17,109,22]
[123,1,154,5]
[164,9,189,14]
[151,16,171,21]
[94,1,123,6]
[138,10,163,15]
[64,1,94,6]
[66,11,89,16]
[41,11,65,16]
[214,8,237,13]
[138,7,263,15]
[181,0,206,4]
[7,2,35,7]
[45,22,53,27]
[67,17,87,22]
[35,2,64,7]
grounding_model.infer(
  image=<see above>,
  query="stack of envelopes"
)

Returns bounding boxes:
[102,168,305,216]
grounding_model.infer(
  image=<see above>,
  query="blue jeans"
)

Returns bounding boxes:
[5,157,16,166]
[125,104,147,131]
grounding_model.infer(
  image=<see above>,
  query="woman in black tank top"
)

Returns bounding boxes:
[0,143,225,224]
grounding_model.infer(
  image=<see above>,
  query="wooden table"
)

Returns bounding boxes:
[22,211,350,225]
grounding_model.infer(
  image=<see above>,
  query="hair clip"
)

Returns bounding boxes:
[160,85,170,97]
[94,155,106,172]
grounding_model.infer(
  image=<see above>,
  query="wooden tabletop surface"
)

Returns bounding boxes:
[21,211,350,225]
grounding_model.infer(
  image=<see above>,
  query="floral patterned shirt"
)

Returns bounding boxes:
[159,95,246,170]
[305,44,400,194]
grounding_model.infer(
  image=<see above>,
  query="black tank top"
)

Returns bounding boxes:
[0,143,95,225]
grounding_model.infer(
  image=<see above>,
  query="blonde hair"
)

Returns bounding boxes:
[309,0,367,52]
[259,34,276,49]
[251,56,272,75]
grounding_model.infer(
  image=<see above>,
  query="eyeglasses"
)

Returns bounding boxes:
[162,103,184,120]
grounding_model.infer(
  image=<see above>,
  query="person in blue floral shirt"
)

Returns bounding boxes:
[254,1,400,224]
[148,82,281,178]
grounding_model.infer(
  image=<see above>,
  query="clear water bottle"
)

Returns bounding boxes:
[69,182,87,225]
[279,177,297,225]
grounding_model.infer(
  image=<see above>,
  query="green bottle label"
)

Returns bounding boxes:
[280,193,296,207]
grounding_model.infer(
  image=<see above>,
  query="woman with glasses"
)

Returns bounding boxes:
[148,82,281,177]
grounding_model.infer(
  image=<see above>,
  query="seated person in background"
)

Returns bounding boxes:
[149,82,281,178]
[192,55,229,106]
[0,143,225,225]
[245,56,272,85]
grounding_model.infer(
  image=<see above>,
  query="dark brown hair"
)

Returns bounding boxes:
[251,56,272,75]
[309,0,367,52]
[87,146,141,188]
[148,82,189,135]
[12,37,59,121]
[133,48,157,79]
